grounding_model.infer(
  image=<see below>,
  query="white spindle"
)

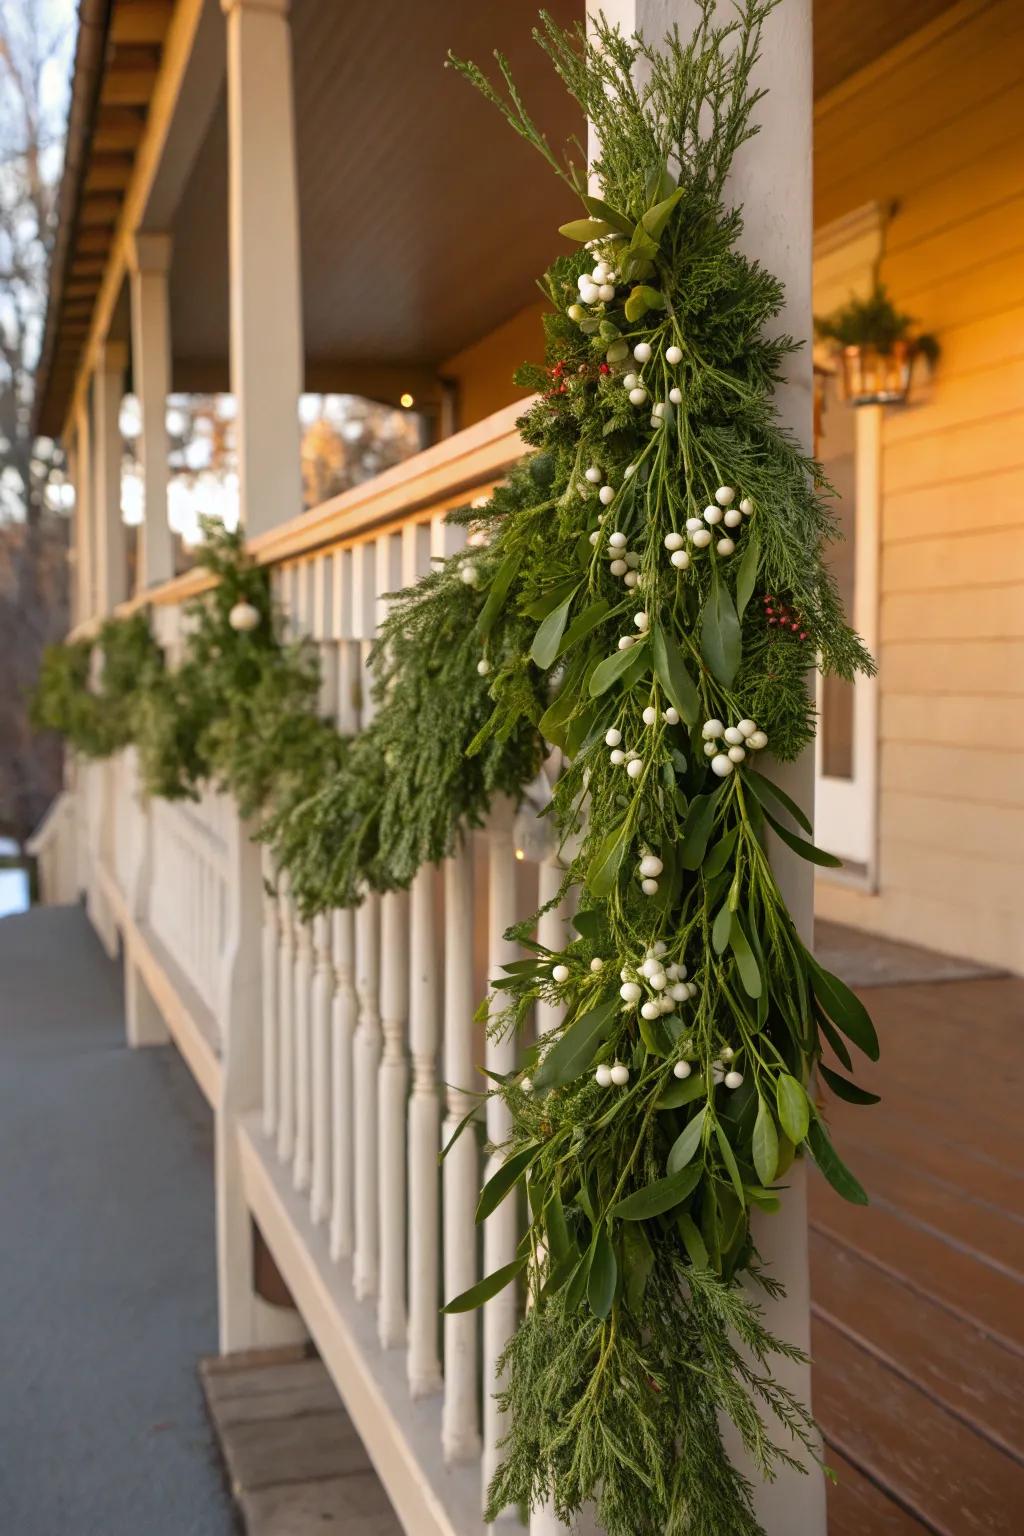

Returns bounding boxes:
[352,892,382,1299]
[293,916,313,1190]
[441,843,481,1464]
[310,910,333,1224]
[276,875,296,1163]
[377,889,409,1348]
[407,864,443,1397]
[330,906,357,1261]
[483,812,522,1506]
[261,846,279,1139]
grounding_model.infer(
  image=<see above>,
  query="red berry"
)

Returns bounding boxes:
[599,363,610,375]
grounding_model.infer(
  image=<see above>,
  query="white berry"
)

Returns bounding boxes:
[727,745,746,763]
[724,509,742,528]
[598,283,615,302]
[595,1063,613,1088]
[737,719,757,738]
[626,758,643,780]
[711,754,734,777]
[725,1070,744,1090]
[617,636,634,651]
[664,707,679,725]
[605,727,622,747]
[641,878,659,895]
[748,730,769,750]
[673,1059,692,1079]
[585,466,602,484]
[670,550,690,570]
[657,995,675,1015]
[567,304,586,322]
[717,538,736,557]
[460,565,479,586]
[702,719,725,738]
[691,529,712,548]
[633,342,652,363]
[686,517,703,533]
[739,497,754,516]
[641,1000,660,1020]
[623,571,639,588]
[666,345,683,365]
[664,531,684,551]
[724,726,744,745]
[650,970,668,991]
[651,401,666,419]
[610,559,628,576]
[609,531,627,549]
[703,505,723,525]
[669,982,689,1002]
[593,261,611,282]
[623,373,639,390]
[651,941,668,957]
[629,387,648,406]
[625,551,640,568]
[610,1061,630,1087]
[668,387,682,405]
[639,854,663,877]
[589,530,600,546]
[715,486,735,506]
[620,981,642,1003]
[477,659,491,675]
[228,601,261,632]
[599,485,615,506]
[624,463,636,478]
[642,706,657,726]
[590,957,604,972]
[580,282,600,305]
[721,1047,734,1061]
[552,964,569,983]
[633,611,649,631]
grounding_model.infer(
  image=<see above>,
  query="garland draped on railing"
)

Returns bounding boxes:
[34,6,881,1531]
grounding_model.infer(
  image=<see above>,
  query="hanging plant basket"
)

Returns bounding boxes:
[839,340,913,406]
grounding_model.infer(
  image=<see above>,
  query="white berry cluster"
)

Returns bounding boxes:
[582,462,619,508]
[617,339,687,422]
[636,848,663,896]
[712,1045,744,1089]
[701,717,768,776]
[665,485,754,564]
[568,257,619,313]
[590,526,643,591]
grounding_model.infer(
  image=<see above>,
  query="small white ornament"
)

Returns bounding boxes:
[691,529,712,548]
[739,497,754,516]
[595,1063,613,1088]
[711,753,734,777]
[620,981,642,1003]
[585,465,603,484]
[641,1001,661,1020]
[639,854,663,877]
[703,505,723,525]
[737,719,757,739]
[623,373,639,390]
[715,486,736,506]
[641,878,659,895]
[520,1077,534,1097]
[633,611,649,631]
[669,387,683,405]
[664,531,684,551]
[590,957,604,972]
[623,570,639,588]
[724,509,742,528]
[577,273,592,291]
[598,283,616,302]
[702,719,725,739]
[626,758,644,780]
[605,727,622,747]
[599,485,615,506]
[610,558,628,576]
[552,964,569,983]
[228,600,261,632]
[664,707,680,725]
[725,1071,744,1090]
[459,565,479,586]
[727,745,746,763]
[610,1061,630,1087]
[724,726,744,745]
[609,749,625,765]
[476,659,491,676]
[666,345,683,365]
[673,1059,692,1079]
[717,538,736,557]
[617,636,635,651]
[628,387,648,406]
[670,549,690,570]
[686,517,704,533]
[633,342,652,363]
[748,730,769,750]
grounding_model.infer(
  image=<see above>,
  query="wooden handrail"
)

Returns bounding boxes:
[68,398,529,639]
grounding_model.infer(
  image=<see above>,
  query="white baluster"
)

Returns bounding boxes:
[407,864,443,1397]
[442,843,481,1464]
[330,907,357,1261]
[293,916,313,1190]
[261,846,279,1139]
[377,889,409,1348]
[276,875,296,1164]
[310,910,333,1224]
[353,893,381,1299]
[483,811,522,1510]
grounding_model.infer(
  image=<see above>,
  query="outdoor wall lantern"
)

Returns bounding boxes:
[815,282,938,407]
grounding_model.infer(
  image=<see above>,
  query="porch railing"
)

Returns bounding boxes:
[60,401,585,1535]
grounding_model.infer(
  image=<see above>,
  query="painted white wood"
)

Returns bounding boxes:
[377,889,410,1348]
[352,892,382,1300]
[483,810,521,1512]
[293,915,314,1191]
[220,0,303,537]
[91,341,128,615]
[441,844,481,1465]
[276,874,296,1164]
[310,910,333,1224]
[329,906,357,1261]
[127,232,174,590]
[261,846,280,1139]
[406,864,443,1398]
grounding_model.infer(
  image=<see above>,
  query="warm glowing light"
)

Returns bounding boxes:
[399,392,415,409]
[514,848,526,861]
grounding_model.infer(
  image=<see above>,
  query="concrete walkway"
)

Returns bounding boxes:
[0,905,234,1536]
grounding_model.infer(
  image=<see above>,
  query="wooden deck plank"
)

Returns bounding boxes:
[810,1232,1024,1461]
[812,1317,1024,1535]
[824,1446,932,1536]
[829,1112,1024,1220]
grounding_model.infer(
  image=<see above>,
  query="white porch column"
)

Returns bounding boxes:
[74,396,94,622]
[220,0,304,536]
[92,341,128,615]
[128,232,174,590]
[587,4,824,1534]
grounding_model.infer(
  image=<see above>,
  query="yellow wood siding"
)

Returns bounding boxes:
[813,0,1024,971]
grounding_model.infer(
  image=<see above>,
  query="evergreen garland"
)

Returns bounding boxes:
[32,612,163,760]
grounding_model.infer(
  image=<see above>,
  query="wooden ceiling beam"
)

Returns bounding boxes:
[92,106,147,151]
[101,64,161,107]
[83,154,135,193]
[110,2,175,46]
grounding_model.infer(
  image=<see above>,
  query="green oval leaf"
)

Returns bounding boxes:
[819,1063,881,1105]
[587,817,630,898]
[808,1119,869,1205]
[679,791,718,870]
[581,195,633,235]
[651,624,699,724]
[557,597,610,658]
[677,1211,708,1268]
[715,1123,746,1205]
[701,579,741,686]
[588,1228,617,1318]
[729,918,762,998]
[532,995,620,1094]
[809,962,880,1061]
[752,1096,779,1185]
[744,771,813,835]
[476,550,519,636]
[443,1255,527,1313]
[735,523,761,618]
[589,638,649,697]
[531,590,576,670]
[611,1163,702,1221]
[559,217,617,242]
[763,806,841,868]
[776,1074,810,1145]
[475,1144,539,1224]
[657,1073,706,1109]
[712,900,733,955]
[667,1107,706,1174]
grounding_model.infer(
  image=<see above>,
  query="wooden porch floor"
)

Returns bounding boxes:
[810,969,1024,1535]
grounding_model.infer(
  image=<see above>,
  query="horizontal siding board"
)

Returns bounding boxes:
[882,468,1023,544]
[882,529,1024,592]
[880,640,1024,695]
[815,881,1023,972]
[883,411,1024,495]
[879,791,1024,863]
[880,586,1024,642]
[880,740,1024,807]
[883,358,1024,448]
[880,693,1024,750]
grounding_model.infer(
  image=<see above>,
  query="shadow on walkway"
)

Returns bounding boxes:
[0,905,234,1536]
